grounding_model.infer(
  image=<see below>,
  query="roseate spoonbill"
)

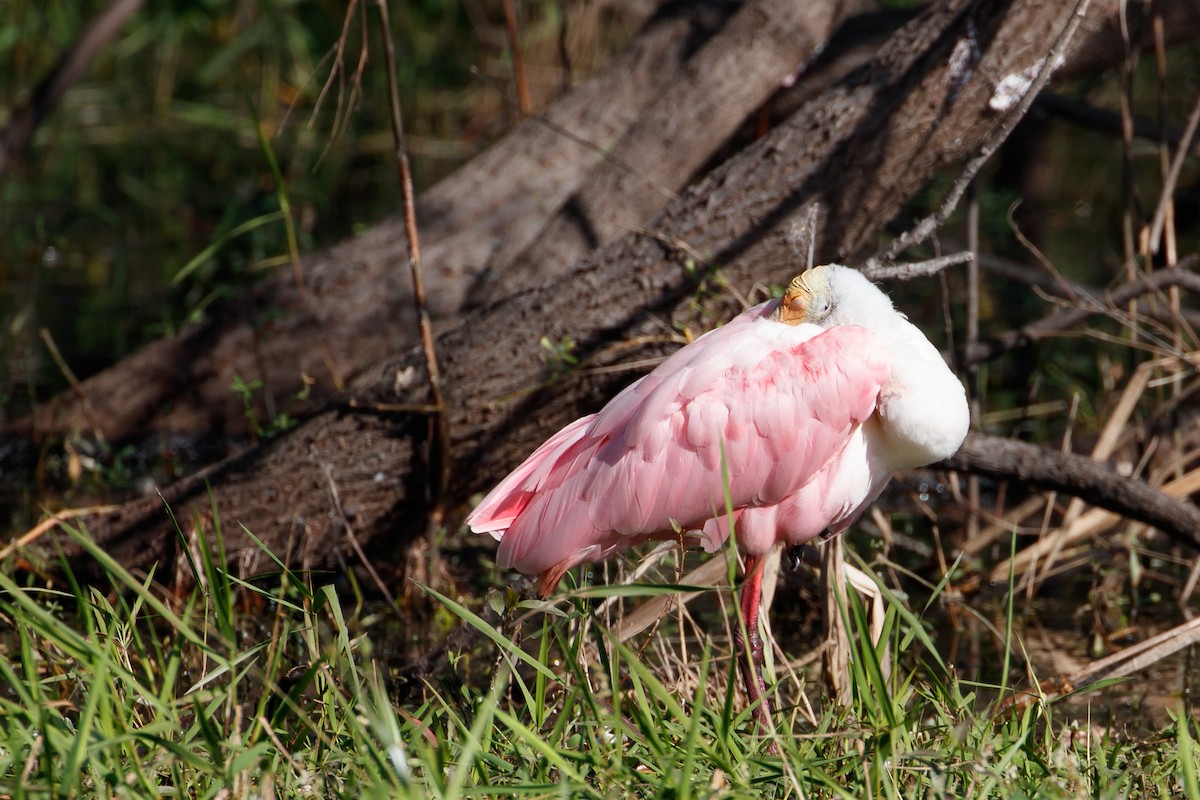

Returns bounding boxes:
[467,264,969,730]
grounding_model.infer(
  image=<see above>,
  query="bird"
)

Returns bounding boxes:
[467,264,969,731]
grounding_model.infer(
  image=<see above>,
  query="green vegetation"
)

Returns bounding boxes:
[3,522,1197,798]
[4,3,1200,797]
[0,0,505,412]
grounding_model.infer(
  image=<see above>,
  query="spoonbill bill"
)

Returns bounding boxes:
[468,264,969,730]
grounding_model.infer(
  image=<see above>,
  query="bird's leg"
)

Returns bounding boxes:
[786,543,808,571]
[734,553,774,736]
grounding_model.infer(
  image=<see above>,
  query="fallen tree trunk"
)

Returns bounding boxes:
[12,0,852,445]
[483,0,863,300]
[9,0,724,442]
[20,0,1200,582]
[16,0,1200,447]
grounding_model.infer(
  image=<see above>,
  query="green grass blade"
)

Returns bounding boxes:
[418,583,560,685]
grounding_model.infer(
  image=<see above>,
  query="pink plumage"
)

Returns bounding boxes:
[468,265,969,734]
[467,297,891,593]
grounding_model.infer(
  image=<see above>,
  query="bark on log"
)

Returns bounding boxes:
[485,0,867,301]
[14,0,1200,447]
[9,0,730,442]
[7,0,871,449]
[20,0,1200,581]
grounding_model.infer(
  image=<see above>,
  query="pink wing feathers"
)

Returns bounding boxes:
[466,300,891,586]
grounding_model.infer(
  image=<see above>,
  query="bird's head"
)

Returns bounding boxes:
[776,267,832,326]
[774,264,893,328]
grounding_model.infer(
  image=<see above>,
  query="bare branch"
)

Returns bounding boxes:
[0,0,146,181]
[944,432,1200,552]
[960,256,1200,365]
[864,0,1091,270]
[863,251,974,282]
[1036,92,1200,157]
[374,0,451,569]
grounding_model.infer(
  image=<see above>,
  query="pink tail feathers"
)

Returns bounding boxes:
[465,414,597,539]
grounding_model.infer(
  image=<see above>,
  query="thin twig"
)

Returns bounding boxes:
[1147,91,1200,255]
[862,251,974,282]
[0,505,121,562]
[1035,92,1200,156]
[39,328,105,442]
[502,0,532,115]
[1151,16,1184,404]
[864,0,1091,270]
[556,0,572,91]
[374,0,451,576]
[971,248,1200,331]
[346,399,443,414]
[1117,1,1141,338]
[965,180,982,548]
[319,462,397,606]
[960,256,1200,365]
[0,0,146,180]
[310,0,369,169]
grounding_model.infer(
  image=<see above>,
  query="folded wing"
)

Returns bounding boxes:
[466,301,891,578]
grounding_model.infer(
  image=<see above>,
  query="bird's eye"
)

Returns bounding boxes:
[812,297,832,319]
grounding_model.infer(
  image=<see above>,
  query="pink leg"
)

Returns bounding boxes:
[734,553,773,734]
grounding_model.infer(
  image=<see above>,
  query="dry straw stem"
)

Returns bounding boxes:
[320,462,397,606]
[821,535,852,708]
[311,0,369,160]
[611,538,886,718]
[502,0,532,115]
[1031,358,1159,584]
[0,505,120,562]
[955,357,1161,563]
[38,327,104,442]
[948,433,1200,550]
[1147,90,1200,255]
[373,0,451,570]
[988,466,1200,585]
[612,543,884,641]
[960,256,1200,366]
[1013,615,1200,709]
[958,494,1050,558]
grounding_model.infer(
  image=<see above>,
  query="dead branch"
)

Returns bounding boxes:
[944,432,1200,552]
[971,249,1200,331]
[375,0,450,574]
[0,0,146,181]
[863,251,975,282]
[1036,92,1200,157]
[961,256,1200,365]
[864,0,1091,270]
